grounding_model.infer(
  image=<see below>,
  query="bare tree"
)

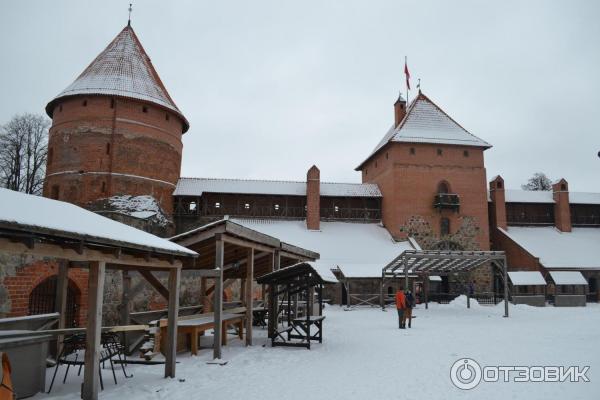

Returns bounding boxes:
[521,172,552,191]
[0,113,50,195]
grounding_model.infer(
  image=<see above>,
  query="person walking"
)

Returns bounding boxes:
[395,289,406,329]
[405,290,415,328]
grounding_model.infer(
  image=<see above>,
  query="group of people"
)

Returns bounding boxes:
[394,289,414,329]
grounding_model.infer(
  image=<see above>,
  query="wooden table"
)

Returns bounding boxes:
[159,313,244,355]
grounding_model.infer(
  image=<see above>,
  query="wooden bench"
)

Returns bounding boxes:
[158,308,246,355]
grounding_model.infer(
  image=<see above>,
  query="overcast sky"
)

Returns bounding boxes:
[1,0,599,191]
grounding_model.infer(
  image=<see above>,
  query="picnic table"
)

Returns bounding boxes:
[159,313,245,356]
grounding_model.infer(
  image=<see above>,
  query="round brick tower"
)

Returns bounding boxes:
[43,24,189,215]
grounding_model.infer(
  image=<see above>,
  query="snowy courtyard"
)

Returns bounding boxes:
[38,298,599,400]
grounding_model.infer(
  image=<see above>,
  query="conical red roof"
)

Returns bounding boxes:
[46,25,189,132]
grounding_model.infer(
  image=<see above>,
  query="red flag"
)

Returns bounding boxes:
[404,59,411,91]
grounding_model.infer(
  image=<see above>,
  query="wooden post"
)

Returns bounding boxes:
[273,250,280,271]
[245,248,254,346]
[54,261,68,356]
[120,270,131,351]
[165,267,180,378]
[380,271,385,310]
[267,252,276,339]
[82,261,105,400]
[213,238,224,359]
[404,260,409,291]
[502,257,509,318]
[424,274,429,310]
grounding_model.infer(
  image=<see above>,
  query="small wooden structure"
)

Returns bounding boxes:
[381,250,510,317]
[257,262,326,349]
[0,188,198,400]
[549,271,588,307]
[171,218,319,358]
[507,271,547,306]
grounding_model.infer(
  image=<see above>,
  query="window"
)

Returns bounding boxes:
[189,202,197,211]
[244,203,250,209]
[437,148,443,156]
[142,106,148,113]
[48,147,54,165]
[386,152,389,159]
[334,206,339,213]
[463,150,469,157]
[59,105,63,112]
[110,98,115,109]
[215,202,221,208]
[561,183,567,191]
[410,147,416,155]
[440,218,450,236]
[82,100,87,107]
[274,204,280,210]
[365,169,368,176]
[106,143,111,155]
[165,113,170,121]
[438,181,450,194]
[51,185,59,200]
[375,161,378,168]
[101,181,106,193]
[497,181,503,189]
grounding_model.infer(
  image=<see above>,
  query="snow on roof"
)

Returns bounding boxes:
[569,192,600,205]
[0,188,196,256]
[356,92,491,170]
[504,189,554,203]
[500,226,600,270]
[174,177,382,197]
[231,219,415,280]
[549,271,587,285]
[45,25,189,132]
[507,271,546,286]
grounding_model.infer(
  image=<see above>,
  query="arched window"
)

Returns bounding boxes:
[437,181,450,194]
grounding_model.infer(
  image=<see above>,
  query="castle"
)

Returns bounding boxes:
[1,23,599,323]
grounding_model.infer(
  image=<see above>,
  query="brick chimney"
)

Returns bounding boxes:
[552,178,572,232]
[489,175,507,230]
[394,93,407,128]
[306,165,320,230]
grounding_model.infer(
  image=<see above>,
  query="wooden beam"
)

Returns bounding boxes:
[165,267,181,378]
[0,238,182,270]
[220,233,275,254]
[138,269,169,300]
[213,239,224,359]
[274,250,280,271]
[82,261,105,400]
[120,270,132,351]
[245,247,254,346]
[54,261,68,356]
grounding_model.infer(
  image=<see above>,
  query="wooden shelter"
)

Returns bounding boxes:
[256,262,326,349]
[0,188,198,400]
[381,250,510,317]
[171,218,319,358]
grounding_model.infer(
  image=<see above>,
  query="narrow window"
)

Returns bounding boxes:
[365,169,368,176]
[101,181,106,193]
[165,113,170,121]
[110,98,115,109]
[497,181,503,189]
[438,181,450,194]
[59,104,63,112]
[561,183,567,191]
[244,203,250,209]
[463,150,469,157]
[410,147,416,155]
[437,148,443,156]
[106,143,111,155]
[51,185,59,200]
[142,106,148,113]
[82,100,87,107]
[48,147,54,165]
[375,161,378,168]
[274,204,280,210]
[334,206,339,213]
[386,152,389,160]
[215,202,221,208]
[441,217,450,236]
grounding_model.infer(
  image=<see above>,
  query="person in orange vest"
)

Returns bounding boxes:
[0,352,14,400]
[395,289,406,329]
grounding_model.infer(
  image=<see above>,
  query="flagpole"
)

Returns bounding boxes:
[405,56,409,104]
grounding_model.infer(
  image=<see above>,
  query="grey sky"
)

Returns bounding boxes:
[1,0,599,191]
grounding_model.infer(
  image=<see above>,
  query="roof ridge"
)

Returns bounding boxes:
[178,176,377,186]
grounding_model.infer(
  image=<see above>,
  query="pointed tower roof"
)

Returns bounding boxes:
[46,25,189,132]
[355,92,491,170]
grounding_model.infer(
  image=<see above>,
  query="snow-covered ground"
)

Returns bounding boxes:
[39,298,599,400]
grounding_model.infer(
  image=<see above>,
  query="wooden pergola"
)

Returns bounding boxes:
[0,215,197,400]
[381,250,510,317]
[171,218,319,358]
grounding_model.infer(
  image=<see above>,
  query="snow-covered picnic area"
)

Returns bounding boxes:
[39,298,600,400]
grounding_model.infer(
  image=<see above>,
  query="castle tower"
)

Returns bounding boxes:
[355,91,491,251]
[43,24,189,215]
